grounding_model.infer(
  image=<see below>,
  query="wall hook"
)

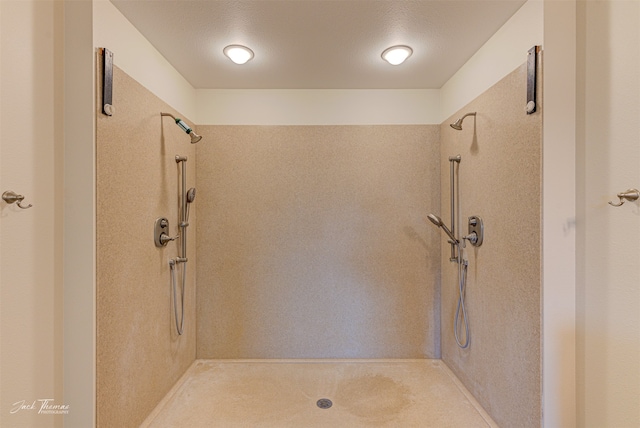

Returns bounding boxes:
[2,190,33,209]
[608,188,639,207]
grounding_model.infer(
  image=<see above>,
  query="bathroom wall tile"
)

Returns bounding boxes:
[439,62,542,427]
[195,125,441,359]
[96,65,197,427]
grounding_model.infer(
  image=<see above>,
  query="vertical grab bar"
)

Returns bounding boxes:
[449,155,461,262]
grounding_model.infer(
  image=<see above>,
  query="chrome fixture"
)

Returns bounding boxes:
[450,112,476,131]
[448,155,461,261]
[223,44,254,65]
[161,112,202,143]
[464,216,484,247]
[427,211,470,349]
[427,215,484,248]
[427,154,476,349]
[317,398,333,409]
[608,188,639,207]
[186,188,196,220]
[427,214,457,243]
[381,45,413,65]
[154,217,178,247]
[166,155,197,336]
[2,190,32,209]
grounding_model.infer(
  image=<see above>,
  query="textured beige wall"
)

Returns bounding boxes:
[196,125,440,359]
[0,1,63,427]
[439,63,542,427]
[578,1,640,425]
[96,66,197,427]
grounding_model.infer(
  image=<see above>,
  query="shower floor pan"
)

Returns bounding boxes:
[141,359,498,428]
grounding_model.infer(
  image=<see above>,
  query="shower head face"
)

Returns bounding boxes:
[190,131,202,144]
[187,188,196,203]
[450,120,463,131]
[449,112,476,131]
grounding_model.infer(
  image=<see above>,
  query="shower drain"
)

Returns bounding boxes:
[316,398,333,409]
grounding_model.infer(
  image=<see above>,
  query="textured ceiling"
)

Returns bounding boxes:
[110,0,527,89]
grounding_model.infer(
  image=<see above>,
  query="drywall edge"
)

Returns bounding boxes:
[65,1,96,426]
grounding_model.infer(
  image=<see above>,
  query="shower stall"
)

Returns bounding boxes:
[95,49,541,428]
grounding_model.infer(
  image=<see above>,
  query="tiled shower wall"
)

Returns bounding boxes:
[195,125,441,358]
[439,62,542,427]
[95,63,541,427]
[96,65,197,427]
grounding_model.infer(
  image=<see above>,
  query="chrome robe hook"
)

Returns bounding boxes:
[2,190,32,209]
[608,189,639,207]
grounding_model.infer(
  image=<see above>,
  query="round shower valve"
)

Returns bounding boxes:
[465,216,484,247]
[154,217,178,247]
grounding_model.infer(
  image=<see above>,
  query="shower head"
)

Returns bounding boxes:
[187,187,196,203]
[450,112,476,131]
[185,187,196,222]
[189,131,202,144]
[426,213,457,243]
[427,213,443,227]
[161,112,203,143]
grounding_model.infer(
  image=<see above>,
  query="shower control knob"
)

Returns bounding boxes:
[465,216,484,247]
[464,233,478,245]
[159,233,179,245]
[154,217,178,247]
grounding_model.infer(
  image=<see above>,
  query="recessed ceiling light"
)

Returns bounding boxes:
[381,45,413,66]
[223,45,254,65]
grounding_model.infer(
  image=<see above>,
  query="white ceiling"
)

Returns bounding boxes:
[110,0,527,90]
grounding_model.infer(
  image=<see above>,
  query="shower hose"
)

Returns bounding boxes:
[454,243,470,349]
[169,259,186,336]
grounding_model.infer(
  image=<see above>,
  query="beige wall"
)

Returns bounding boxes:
[0,1,64,427]
[196,125,441,359]
[439,63,542,427]
[96,66,197,427]
[577,0,640,426]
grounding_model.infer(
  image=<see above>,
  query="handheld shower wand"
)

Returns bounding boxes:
[426,214,458,243]
[185,187,196,223]
[426,213,470,349]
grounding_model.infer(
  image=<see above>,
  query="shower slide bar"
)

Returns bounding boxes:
[171,155,196,335]
[449,155,461,262]
[151,155,195,336]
